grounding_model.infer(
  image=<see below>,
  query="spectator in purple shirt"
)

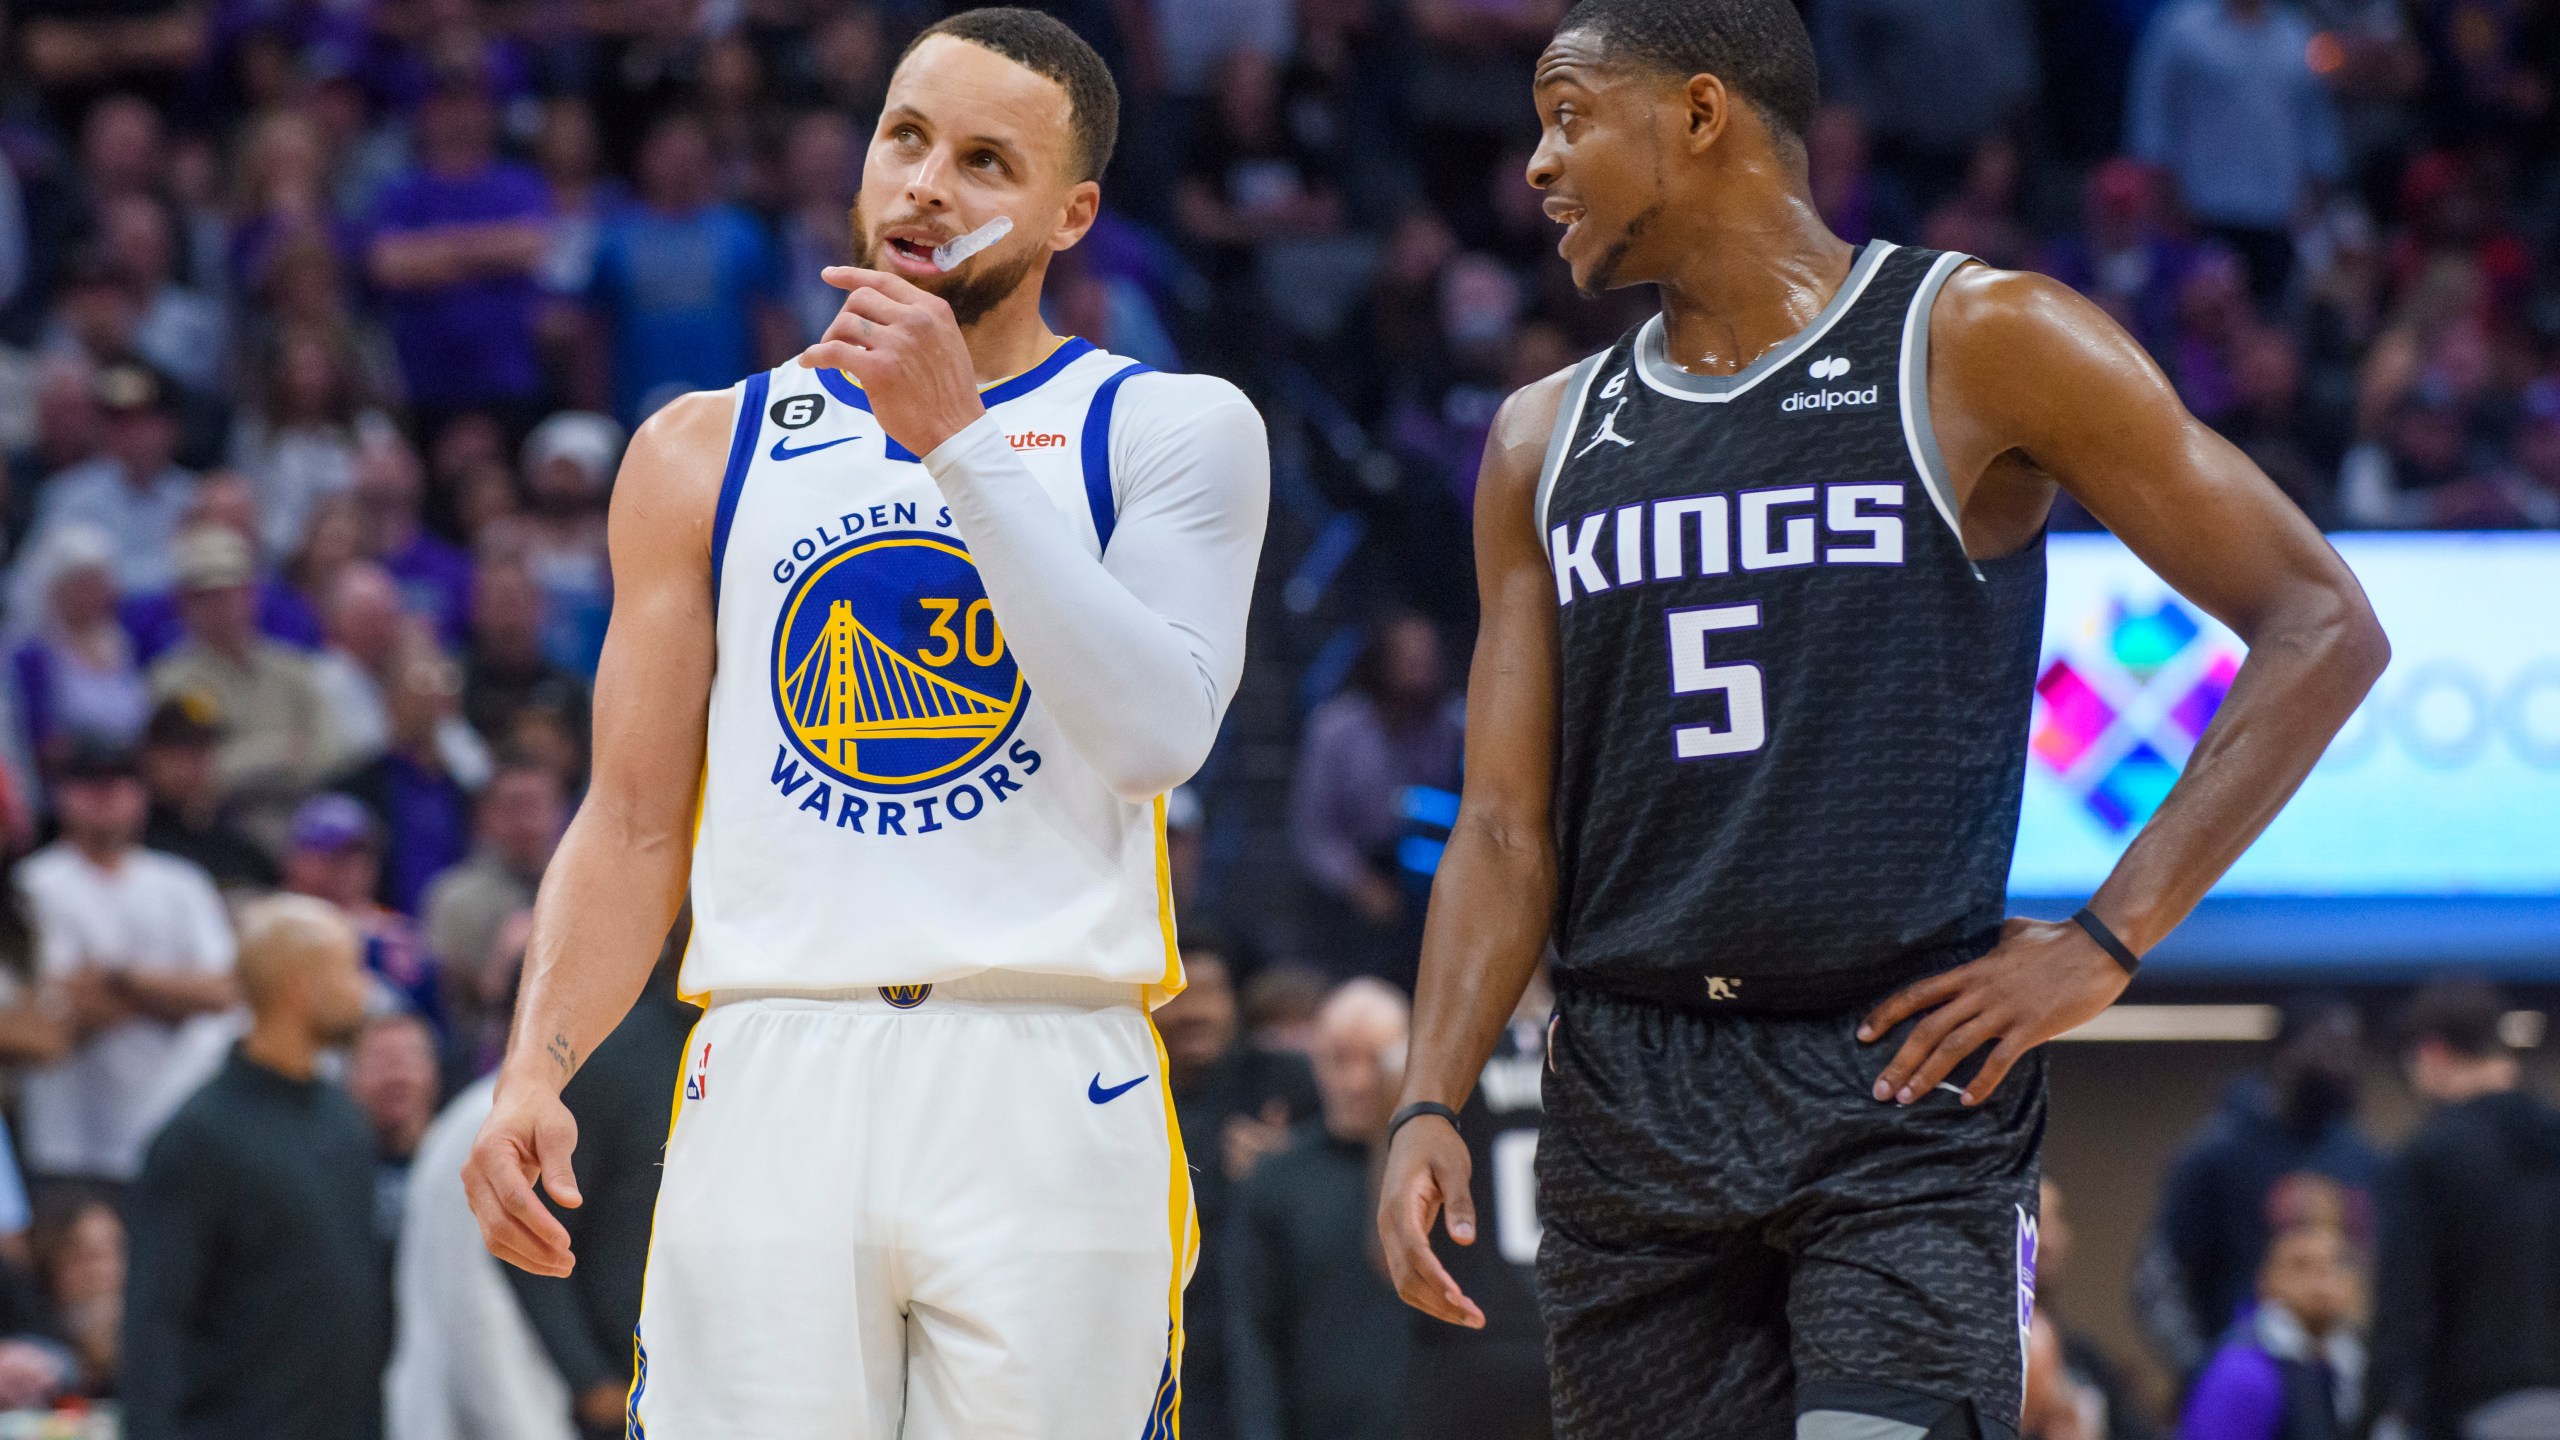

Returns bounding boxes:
[2181,1219,2365,1440]
[351,435,471,650]
[328,635,476,920]
[365,78,551,444]
[1288,614,1464,984]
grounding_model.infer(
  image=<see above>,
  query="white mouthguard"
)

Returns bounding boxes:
[933,216,1015,272]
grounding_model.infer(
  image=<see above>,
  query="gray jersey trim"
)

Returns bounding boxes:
[1898,249,1985,582]
[1632,240,1898,404]
[1533,353,1607,545]
[1796,1411,1930,1440]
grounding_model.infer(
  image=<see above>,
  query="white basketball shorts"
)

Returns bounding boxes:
[628,972,1197,1439]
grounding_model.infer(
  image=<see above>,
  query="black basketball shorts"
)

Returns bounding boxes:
[1536,985,2046,1440]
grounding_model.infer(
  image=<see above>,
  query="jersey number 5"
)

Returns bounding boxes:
[1666,604,1765,759]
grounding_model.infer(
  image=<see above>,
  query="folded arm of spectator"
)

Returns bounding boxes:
[20,11,206,88]
[369,222,550,290]
[110,971,239,1024]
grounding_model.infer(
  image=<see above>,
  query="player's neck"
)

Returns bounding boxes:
[959,284,1067,387]
[1650,194,1855,381]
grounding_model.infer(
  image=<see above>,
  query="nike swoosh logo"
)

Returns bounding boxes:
[1088,1073,1148,1104]
[769,435,857,462]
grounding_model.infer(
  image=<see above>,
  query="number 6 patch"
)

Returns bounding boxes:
[770,393,827,430]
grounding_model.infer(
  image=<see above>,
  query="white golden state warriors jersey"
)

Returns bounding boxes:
[684,340,1185,1000]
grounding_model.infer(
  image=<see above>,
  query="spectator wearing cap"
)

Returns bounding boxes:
[146,524,339,815]
[281,792,442,1027]
[365,79,553,442]
[421,759,562,1057]
[14,740,237,1201]
[137,695,278,891]
[461,553,590,776]
[514,412,618,677]
[117,471,331,666]
[328,632,481,918]
[9,363,195,615]
[2125,0,2346,308]
[2370,981,2560,1440]
[121,895,387,1440]
[587,113,794,427]
[8,522,150,771]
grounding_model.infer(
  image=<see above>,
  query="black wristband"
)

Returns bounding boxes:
[2072,906,2142,976]
[1388,1101,1461,1143]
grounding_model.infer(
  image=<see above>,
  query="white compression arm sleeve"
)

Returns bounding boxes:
[921,371,1270,801]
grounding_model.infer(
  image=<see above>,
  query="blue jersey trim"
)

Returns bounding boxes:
[710,370,771,612]
[1080,362,1153,552]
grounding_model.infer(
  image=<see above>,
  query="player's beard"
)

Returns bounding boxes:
[1580,199,1662,298]
[847,200,1043,330]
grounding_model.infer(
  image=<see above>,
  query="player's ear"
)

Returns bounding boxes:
[1683,72,1732,155]
[1048,179,1101,251]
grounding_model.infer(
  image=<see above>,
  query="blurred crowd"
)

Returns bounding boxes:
[0,0,2539,1436]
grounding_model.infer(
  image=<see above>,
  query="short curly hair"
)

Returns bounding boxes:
[901,8,1121,183]
[1557,0,1821,142]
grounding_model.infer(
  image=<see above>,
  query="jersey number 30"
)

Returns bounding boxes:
[1667,603,1765,759]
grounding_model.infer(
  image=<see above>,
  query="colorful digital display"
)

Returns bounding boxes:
[2011,533,2560,898]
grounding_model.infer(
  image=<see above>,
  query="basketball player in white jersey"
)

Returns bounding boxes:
[459,11,1268,1437]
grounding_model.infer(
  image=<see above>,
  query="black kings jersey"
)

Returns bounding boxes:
[1539,243,2045,1012]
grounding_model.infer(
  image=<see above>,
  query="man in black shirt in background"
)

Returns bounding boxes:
[1228,979,1411,1440]
[1410,968,1551,1440]
[507,916,696,1440]
[137,696,278,892]
[2370,980,2560,1440]
[1155,938,1318,1440]
[123,893,383,1440]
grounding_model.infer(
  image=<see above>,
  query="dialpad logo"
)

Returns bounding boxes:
[1783,356,1876,411]
[2032,597,2239,832]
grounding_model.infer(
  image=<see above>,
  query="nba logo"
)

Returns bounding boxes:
[685,1042,712,1101]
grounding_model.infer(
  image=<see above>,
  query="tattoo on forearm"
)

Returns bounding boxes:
[546,1033,575,1075]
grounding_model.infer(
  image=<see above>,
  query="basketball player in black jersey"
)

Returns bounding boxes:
[1376,4,2389,1439]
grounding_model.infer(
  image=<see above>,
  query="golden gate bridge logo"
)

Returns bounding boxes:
[770,534,1025,792]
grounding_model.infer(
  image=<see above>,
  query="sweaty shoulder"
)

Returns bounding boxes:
[1928,264,2170,411]
[1480,364,1580,502]
[610,384,742,555]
